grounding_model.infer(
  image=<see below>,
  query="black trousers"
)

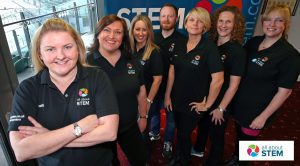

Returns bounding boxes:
[174,111,203,164]
[234,123,257,156]
[112,122,147,166]
[194,111,230,165]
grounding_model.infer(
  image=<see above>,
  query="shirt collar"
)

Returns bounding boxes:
[40,64,87,85]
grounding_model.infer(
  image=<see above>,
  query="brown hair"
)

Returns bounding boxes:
[31,18,86,73]
[161,3,178,17]
[90,14,131,54]
[261,4,291,39]
[209,6,245,44]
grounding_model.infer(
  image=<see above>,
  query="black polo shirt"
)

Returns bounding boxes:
[233,36,300,128]
[211,40,246,111]
[8,65,118,166]
[87,50,144,133]
[154,30,186,98]
[133,47,163,100]
[171,37,223,114]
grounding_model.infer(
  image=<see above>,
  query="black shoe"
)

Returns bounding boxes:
[166,154,180,166]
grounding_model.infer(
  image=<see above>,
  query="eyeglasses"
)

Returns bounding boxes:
[263,17,285,24]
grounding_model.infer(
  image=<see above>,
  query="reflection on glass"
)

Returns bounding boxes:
[1,0,96,82]
[0,134,9,166]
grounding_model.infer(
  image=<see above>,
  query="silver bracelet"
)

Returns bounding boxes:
[146,98,153,104]
[218,106,226,112]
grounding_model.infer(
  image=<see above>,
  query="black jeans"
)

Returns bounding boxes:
[112,122,147,166]
[234,123,257,156]
[174,111,204,164]
[194,111,230,165]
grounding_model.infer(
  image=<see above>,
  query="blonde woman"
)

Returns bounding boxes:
[225,5,300,165]
[130,15,163,113]
[192,6,246,166]
[8,18,119,165]
[129,15,163,157]
[164,7,224,165]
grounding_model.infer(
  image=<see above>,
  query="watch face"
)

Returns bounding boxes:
[74,125,82,137]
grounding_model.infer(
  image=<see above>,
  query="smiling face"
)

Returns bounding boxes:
[40,31,78,78]
[262,10,286,39]
[133,20,148,46]
[185,14,205,36]
[217,11,235,39]
[160,6,177,31]
[98,21,124,53]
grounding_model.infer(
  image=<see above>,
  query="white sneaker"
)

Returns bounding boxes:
[148,131,160,141]
[190,147,204,158]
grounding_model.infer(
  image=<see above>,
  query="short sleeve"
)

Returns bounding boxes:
[94,69,119,117]
[276,51,300,89]
[8,79,38,131]
[150,49,163,76]
[207,41,223,74]
[230,44,247,76]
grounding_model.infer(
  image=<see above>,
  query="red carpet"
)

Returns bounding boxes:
[118,83,300,166]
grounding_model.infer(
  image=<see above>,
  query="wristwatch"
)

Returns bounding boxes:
[218,106,226,112]
[73,122,82,137]
[139,114,148,119]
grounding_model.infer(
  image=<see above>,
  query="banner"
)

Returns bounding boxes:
[104,0,263,42]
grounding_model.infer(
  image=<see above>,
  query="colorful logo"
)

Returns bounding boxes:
[195,0,243,13]
[127,63,133,69]
[195,55,201,60]
[78,88,88,97]
[247,144,260,157]
[262,57,269,62]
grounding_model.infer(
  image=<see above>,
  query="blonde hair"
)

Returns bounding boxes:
[261,4,291,39]
[129,15,159,61]
[185,7,211,34]
[31,18,87,73]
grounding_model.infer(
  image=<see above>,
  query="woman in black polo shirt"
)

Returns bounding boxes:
[227,5,300,165]
[8,18,119,166]
[192,6,246,165]
[129,14,163,136]
[87,15,148,166]
[164,7,224,165]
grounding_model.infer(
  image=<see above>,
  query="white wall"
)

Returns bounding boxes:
[253,0,300,51]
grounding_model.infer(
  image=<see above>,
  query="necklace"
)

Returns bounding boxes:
[259,39,271,50]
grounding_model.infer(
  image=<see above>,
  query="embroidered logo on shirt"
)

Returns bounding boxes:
[127,63,133,69]
[9,115,25,122]
[77,88,90,106]
[191,55,201,65]
[221,54,227,62]
[79,88,88,97]
[38,104,44,108]
[169,43,175,52]
[127,63,136,75]
[251,57,269,67]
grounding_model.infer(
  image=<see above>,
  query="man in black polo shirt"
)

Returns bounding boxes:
[152,3,186,160]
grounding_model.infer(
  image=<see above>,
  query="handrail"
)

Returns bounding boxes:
[2,2,94,27]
